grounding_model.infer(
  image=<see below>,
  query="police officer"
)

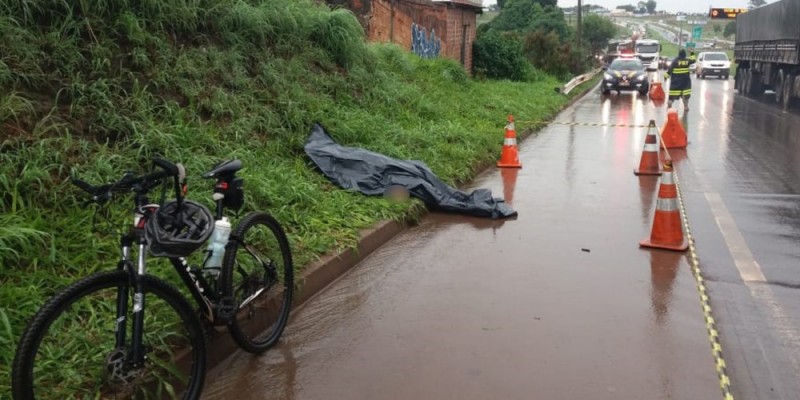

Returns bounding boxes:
[664,49,695,110]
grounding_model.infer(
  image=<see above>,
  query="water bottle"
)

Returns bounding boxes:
[205,217,231,276]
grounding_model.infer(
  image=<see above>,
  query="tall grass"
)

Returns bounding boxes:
[1,0,583,393]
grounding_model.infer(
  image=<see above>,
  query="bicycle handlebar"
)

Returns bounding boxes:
[72,158,185,204]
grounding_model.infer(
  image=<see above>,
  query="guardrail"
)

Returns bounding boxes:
[557,67,602,95]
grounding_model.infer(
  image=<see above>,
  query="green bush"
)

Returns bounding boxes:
[522,29,585,78]
[472,30,531,81]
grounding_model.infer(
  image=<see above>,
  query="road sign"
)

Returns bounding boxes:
[692,26,702,39]
[709,7,747,19]
[686,42,696,48]
[677,15,686,21]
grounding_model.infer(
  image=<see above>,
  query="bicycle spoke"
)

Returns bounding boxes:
[15,272,205,399]
[222,212,293,353]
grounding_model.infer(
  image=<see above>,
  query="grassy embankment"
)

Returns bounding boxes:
[648,28,680,58]
[0,0,597,392]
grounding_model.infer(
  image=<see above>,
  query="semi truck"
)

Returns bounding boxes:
[734,0,800,109]
[635,39,662,71]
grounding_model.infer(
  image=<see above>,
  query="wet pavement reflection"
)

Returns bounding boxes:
[203,79,800,399]
[649,251,682,326]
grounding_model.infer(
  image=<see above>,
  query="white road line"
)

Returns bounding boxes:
[703,191,800,397]
[703,192,767,282]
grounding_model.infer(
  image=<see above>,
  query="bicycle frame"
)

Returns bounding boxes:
[114,192,220,367]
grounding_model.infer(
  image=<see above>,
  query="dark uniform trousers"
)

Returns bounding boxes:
[666,59,692,99]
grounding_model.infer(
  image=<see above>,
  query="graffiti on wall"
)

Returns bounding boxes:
[411,22,441,58]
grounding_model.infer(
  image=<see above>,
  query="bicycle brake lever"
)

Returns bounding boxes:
[71,178,94,193]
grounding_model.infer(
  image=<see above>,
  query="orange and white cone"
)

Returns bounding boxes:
[634,120,662,176]
[497,115,522,168]
[640,161,688,251]
[649,81,666,101]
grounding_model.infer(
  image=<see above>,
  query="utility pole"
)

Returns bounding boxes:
[576,0,582,72]
[576,0,582,49]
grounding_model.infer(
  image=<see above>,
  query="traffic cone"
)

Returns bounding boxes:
[649,82,665,101]
[661,109,687,149]
[640,161,688,251]
[634,120,662,176]
[497,114,522,168]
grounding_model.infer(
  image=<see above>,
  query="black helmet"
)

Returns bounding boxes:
[146,200,213,257]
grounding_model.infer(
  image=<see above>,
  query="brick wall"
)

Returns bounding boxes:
[443,6,476,71]
[328,0,479,73]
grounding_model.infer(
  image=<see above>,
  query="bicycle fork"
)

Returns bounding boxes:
[113,235,149,368]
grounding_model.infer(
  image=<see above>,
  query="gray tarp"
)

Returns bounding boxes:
[304,123,517,219]
[736,0,800,43]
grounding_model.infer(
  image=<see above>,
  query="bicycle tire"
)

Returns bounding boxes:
[220,212,294,354]
[12,271,206,399]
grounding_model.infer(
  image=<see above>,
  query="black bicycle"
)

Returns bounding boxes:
[12,158,293,399]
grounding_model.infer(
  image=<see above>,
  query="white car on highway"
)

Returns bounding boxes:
[695,51,731,79]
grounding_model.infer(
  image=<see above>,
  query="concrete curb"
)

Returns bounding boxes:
[205,77,600,367]
[518,76,600,140]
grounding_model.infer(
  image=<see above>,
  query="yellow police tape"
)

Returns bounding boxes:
[519,120,650,128]
[673,171,736,400]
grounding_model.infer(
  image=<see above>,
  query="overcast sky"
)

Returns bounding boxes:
[481,0,761,15]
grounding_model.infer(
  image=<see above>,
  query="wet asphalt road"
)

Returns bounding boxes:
[202,78,800,400]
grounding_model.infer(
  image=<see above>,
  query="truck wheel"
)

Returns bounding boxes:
[751,71,765,96]
[775,71,784,104]
[742,70,751,96]
[782,74,793,111]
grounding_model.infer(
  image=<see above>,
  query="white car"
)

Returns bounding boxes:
[695,51,731,79]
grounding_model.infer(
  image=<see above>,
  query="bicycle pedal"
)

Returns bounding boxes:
[215,296,237,325]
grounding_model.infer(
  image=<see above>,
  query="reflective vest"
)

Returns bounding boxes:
[665,58,692,93]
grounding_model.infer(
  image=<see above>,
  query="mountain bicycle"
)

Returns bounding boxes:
[11,158,293,399]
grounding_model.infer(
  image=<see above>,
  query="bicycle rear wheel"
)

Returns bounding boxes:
[12,271,206,399]
[221,212,293,354]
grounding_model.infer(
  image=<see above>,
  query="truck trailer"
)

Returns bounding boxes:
[734,0,800,109]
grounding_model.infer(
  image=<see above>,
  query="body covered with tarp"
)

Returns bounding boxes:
[735,0,800,65]
[304,124,517,219]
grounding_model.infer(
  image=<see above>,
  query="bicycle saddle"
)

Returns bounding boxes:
[202,160,242,179]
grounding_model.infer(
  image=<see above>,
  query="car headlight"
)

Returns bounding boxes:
[604,73,614,80]
[636,74,647,81]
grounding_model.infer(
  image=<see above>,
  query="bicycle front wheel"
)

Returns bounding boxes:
[221,212,294,354]
[12,271,206,399]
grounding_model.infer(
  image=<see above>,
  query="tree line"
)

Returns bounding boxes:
[474,0,618,80]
